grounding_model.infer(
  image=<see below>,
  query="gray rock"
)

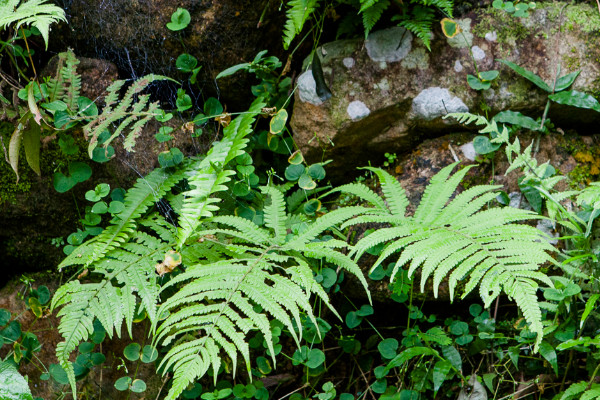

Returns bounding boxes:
[297,70,323,106]
[411,87,469,120]
[347,101,371,120]
[365,27,413,62]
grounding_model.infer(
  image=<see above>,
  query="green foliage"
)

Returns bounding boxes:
[0,0,66,49]
[0,360,34,400]
[282,0,320,50]
[335,163,556,350]
[84,74,171,158]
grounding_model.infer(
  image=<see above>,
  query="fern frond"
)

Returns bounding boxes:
[0,0,66,49]
[52,229,166,398]
[420,0,454,17]
[328,182,387,211]
[176,98,266,247]
[46,49,81,108]
[350,163,556,351]
[398,6,435,50]
[89,165,186,264]
[282,0,320,50]
[83,74,169,157]
[361,0,390,37]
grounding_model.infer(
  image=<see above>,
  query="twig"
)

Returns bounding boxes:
[277,383,309,400]
[448,143,459,162]
[155,373,171,400]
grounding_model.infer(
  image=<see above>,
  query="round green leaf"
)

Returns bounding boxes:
[91,145,115,163]
[130,379,147,393]
[49,364,70,385]
[166,8,191,31]
[91,201,108,214]
[449,320,469,335]
[77,96,98,117]
[256,356,272,374]
[141,345,158,363]
[473,135,500,155]
[90,353,106,365]
[303,198,321,215]
[307,164,326,180]
[69,162,92,183]
[378,338,399,359]
[1,321,21,342]
[478,70,499,82]
[285,164,305,181]
[270,109,288,135]
[298,174,317,190]
[0,309,11,326]
[233,181,251,197]
[467,74,491,91]
[53,172,76,193]
[123,343,141,361]
[345,311,362,328]
[288,150,304,165]
[58,135,78,155]
[114,376,131,391]
[108,201,125,214]
[356,304,374,317]
[306,348,325,369]
[78,342,94,354]
[36,285,50,305]
[176,53,198,72]
[320,268,337,288]
[204,97,223,116]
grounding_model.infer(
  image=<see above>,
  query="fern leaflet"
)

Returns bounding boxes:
[0,0,66,49]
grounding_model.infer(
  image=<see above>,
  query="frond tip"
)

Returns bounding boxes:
[345,162,556,351]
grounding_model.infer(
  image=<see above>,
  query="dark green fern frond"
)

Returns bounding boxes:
[361,0,390,37]
[176,98,265,247]
[83,74,169,157]
[282,0,320,50]
[421,0,454,17]
[346,162,556,350]
[46,49,81,109]
[397,6,435,50]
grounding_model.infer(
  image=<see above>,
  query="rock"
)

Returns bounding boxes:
[290,2,600,182]
[51,0,286,110]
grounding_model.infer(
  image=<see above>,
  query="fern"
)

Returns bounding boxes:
[397,6,435,50]
[154,186,371,399]
[282,0,320,50]
[361,0,390,37]
[83,74,169,158]
[46,49,81,110]
[335,163,556,350]
[176,97,266,247]
[51,226,168,396]
[0,0,66,49]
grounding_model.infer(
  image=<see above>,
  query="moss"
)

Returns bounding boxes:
[562,54,581,71]
[543,2,600,33]
[472,7,530,46]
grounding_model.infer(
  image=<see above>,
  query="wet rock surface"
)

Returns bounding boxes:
[290,2,600,182]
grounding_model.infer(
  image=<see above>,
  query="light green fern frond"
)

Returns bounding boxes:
[88,165,186,264]
[52,230,167,397]
[155,185,371,399]
[176,98,265,247]
[345,162,556,350]
[282,0,320,50]
[421,0,454,17]
[0,0,66,49]
[83,74,170,158]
